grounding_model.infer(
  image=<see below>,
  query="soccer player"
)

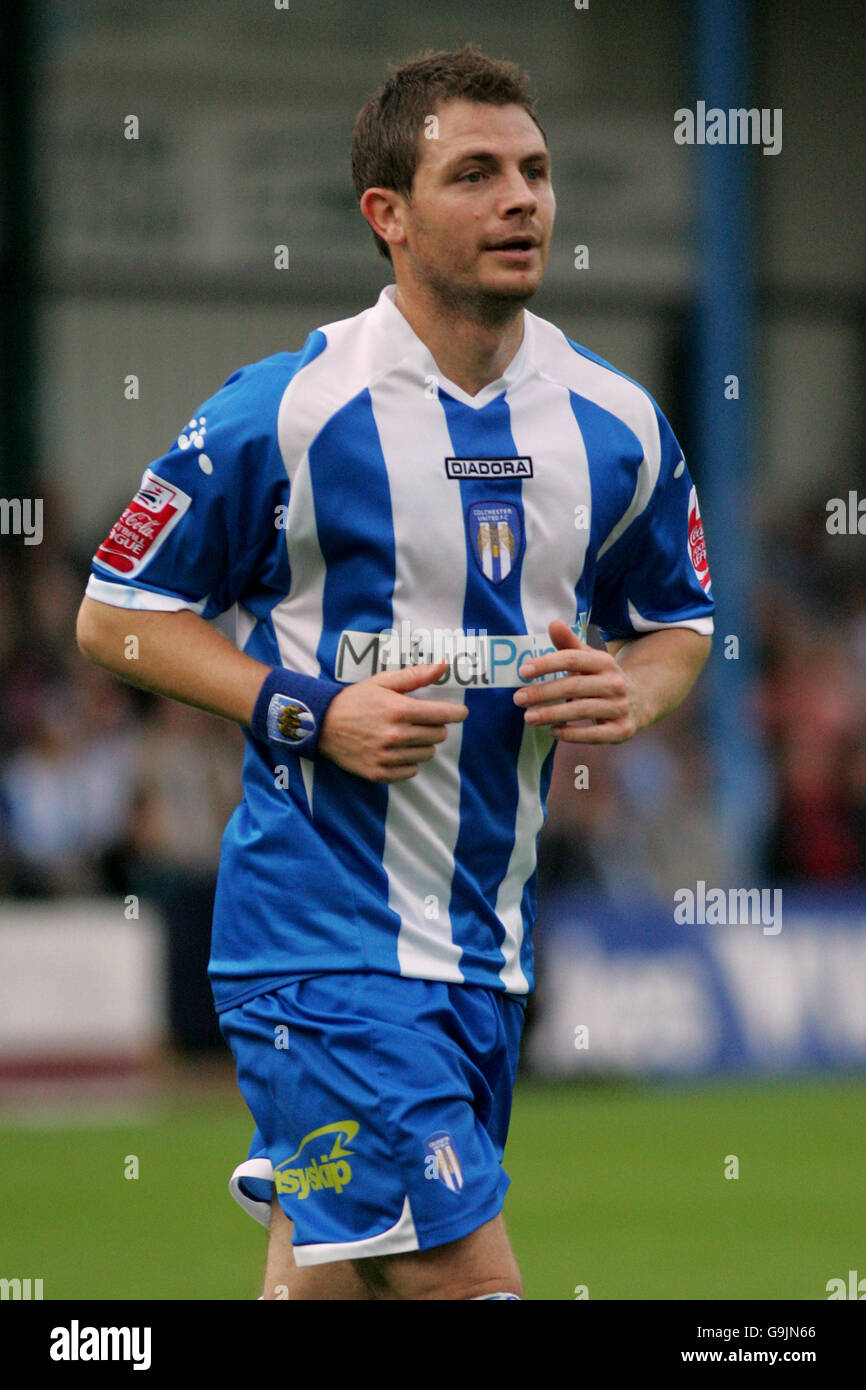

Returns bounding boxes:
[76,45,714,1300]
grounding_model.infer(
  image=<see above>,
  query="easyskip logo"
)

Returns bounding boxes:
[274,1121,359,1200]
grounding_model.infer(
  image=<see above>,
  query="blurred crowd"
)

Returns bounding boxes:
[1,493,864,1043]
[756,502,866,886]
[0,541,242,901]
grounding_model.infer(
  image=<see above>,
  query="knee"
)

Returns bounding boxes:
[457,1271,524,1301]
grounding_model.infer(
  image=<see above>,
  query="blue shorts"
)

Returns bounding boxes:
[219,971,525,1266]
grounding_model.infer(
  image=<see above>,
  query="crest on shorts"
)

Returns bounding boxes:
[468,501,523,585]
[425,1131,464,1192]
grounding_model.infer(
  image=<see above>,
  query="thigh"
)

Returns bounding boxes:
[261,1197,375,1300]
[355,1211,522,1301]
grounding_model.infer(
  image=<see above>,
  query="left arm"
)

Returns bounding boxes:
[512,620,711,744]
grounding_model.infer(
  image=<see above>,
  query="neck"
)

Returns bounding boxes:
[393,277,526,397]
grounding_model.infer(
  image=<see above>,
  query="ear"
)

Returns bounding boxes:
[359,187,408,255]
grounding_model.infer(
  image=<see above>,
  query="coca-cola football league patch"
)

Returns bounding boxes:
[687,484,711,591]
[95,469,192,577]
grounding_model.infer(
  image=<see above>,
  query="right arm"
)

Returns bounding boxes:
[76,596,467,782]
[76,596,270,727]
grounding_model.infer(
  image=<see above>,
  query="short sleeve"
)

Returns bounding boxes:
[85,354,297,621]
[591,404,715,641]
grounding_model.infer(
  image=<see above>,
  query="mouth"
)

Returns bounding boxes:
[485,236,539,262]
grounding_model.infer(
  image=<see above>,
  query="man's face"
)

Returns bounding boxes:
[394,98,555,312]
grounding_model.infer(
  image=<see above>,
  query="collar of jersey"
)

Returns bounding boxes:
[375,283,535,411]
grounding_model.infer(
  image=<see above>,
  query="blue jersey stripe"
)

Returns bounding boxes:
[568,390,646,625]
[518,739,557,986]
[311,389,397,671]
[438,389,528,982]
[307,390,403,974]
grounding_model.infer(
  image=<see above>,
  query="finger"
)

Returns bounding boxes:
[381,744,438,767]
[387,724,448,749]
[517,646,612,681]
[395,697,468,726]
[373,661,450,693]
[552,718,634,744]
[548,618,586,650]
[514,673,624,707]
[379,764,422,782]
[523,698,622,726]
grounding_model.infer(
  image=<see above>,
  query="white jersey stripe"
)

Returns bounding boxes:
[533,333,663,561]
[492,376,595,989]
[494,724,551,993]
[370,368,466,981]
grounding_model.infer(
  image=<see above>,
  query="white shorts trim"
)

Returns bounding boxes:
[230,1159,420,1265]
[292,1194,420,1267]
[229,1157,276,1229]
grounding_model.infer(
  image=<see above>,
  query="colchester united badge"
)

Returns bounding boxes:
[267,693,316,746]
[425,1131,464,1192]
[467,501,523,584]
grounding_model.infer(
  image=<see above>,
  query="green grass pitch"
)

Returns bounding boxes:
[1,1077,863,1300]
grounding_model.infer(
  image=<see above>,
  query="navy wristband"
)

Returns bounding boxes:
[250,667,344,762]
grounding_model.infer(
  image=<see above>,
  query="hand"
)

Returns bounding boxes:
[319,661,468,782]
[512,620,645,744]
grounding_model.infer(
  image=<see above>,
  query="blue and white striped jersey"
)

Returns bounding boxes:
[87,285,714,1008]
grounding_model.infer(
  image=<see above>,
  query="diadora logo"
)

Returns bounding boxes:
[274,1121,359,1200]
[445,457,533,479]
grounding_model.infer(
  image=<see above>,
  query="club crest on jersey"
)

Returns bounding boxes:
[468,502,523,584]
[687,485,711,591]
[267,694,316,746]
[94,468,192,578]
[425,1132,464,1192]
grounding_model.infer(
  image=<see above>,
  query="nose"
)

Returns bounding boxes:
[498,164,538,217]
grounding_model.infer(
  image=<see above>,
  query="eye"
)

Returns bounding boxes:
[460,169,484,183]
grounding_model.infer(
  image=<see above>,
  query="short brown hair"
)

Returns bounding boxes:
[351,43,547,262]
